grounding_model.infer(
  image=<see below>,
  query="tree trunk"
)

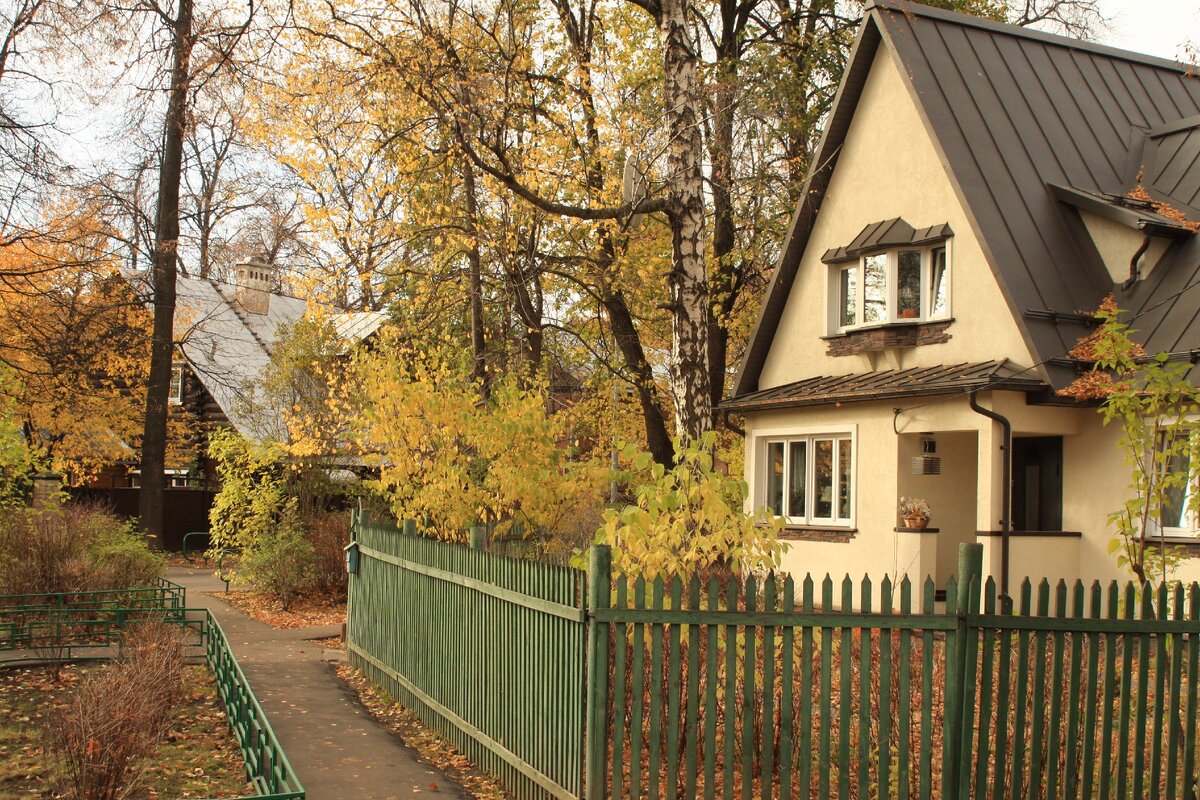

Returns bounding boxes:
[660,0,711,442]
[708,51,739,425]
[461,156,488,397]
[603,289,675,467]
[138,0,193,543]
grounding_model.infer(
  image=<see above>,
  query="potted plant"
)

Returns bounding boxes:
[898,496,931,529]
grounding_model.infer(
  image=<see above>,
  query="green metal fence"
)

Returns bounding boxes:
[348,513,588,800]
[349,516,1200,800]
[0,583,304,800]
[0,580,188,659]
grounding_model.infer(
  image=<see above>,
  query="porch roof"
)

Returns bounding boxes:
[720,360,1045,413]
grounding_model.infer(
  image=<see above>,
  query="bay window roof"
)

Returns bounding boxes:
[821,219,954,264]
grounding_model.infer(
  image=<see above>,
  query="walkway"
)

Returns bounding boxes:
[168,566,467,800]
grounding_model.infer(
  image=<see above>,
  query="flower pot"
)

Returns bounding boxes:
[903,515,928,530]
[898,308,920,319]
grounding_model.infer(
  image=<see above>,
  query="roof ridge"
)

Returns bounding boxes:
[867,0,1197,75]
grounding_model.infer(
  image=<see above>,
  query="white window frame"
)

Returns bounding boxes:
[831,240,952,334]
[754,425,857,528]
[169,365,184,406]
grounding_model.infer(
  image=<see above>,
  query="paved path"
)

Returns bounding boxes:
[167,566,467,800]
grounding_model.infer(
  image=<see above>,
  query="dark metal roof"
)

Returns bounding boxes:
[722,360,1045,412]
[821,218,954,263]
[732,0,1200,400]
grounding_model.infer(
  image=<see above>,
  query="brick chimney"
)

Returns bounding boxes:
[233,254,275,315]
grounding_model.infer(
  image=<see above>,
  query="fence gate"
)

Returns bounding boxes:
[347,513,588,800]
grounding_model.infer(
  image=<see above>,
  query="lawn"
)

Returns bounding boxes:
[0,663,251,800]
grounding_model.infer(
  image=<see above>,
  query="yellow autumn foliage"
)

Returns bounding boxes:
[352,335,608,542]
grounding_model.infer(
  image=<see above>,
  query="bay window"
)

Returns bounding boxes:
[833,244,950,333]
[764,432,855,526]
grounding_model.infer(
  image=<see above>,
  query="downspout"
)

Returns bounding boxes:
[1120,233,1153,290]
[722,410,745,438]
[969,391,1012,605]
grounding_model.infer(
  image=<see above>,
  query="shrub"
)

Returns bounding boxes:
[239,501,317,610]
[306,512,350,599]
[46,622,186,800]
[594,433,784,581]
[0,502,161,595]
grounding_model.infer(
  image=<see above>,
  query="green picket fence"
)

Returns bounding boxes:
[347,517,1200,800]
[0,584,304,800]
[348,514,588,800]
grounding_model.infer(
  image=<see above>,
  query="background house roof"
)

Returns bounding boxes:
[733,0,1200,399]
[125,270,387,439]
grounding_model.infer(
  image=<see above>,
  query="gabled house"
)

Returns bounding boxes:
[113,256,387,488]
[726,1,1200,591]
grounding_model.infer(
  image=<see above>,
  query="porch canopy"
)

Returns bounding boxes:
[721,360,1046,413]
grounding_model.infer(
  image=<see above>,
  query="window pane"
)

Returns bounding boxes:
[897,251,922,318]
[838,438,853,520]
[767,442,785,516]
[863,254,887,324]
[1160,433,1192,529]
[814,439,834,518]
[930,247,949,317]
[788,441,807,518]
[839,267,857,327]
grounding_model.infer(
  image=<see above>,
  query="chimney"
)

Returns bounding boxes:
[233,254,275,315]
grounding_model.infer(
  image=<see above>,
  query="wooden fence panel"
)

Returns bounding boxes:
[347,514,588,800]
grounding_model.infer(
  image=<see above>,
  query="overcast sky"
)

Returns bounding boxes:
[1098,1,1200,61]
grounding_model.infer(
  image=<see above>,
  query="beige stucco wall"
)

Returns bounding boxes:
[758,46,1034,389]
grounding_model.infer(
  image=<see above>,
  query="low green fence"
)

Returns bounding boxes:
[0,583,304,800]
[0,580,188,659]
[349,515,1200,800]
[348,514,588,800]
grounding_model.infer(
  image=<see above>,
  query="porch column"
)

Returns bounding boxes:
[975,419,1005,581]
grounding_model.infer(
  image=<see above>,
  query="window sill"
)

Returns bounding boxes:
[823,319,954,357]
[780,526,857,543]
[822,317,954,339]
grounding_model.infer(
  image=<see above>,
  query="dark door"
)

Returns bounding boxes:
[1011,436,1063,532]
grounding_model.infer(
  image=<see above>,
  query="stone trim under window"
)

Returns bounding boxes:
[823,319,953,357]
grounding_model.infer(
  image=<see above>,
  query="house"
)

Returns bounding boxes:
[109,255,388,488]
[725,0,1200,592]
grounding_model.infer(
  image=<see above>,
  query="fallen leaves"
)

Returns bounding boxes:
[212,589,346,629]
[336,664,508,800]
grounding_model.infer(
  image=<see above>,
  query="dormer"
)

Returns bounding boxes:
[233,254,276,315]
[1050,184,1194,287]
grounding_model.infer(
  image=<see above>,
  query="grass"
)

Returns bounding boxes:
[0,663,251,800]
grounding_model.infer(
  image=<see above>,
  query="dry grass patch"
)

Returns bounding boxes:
[0,662,250,799]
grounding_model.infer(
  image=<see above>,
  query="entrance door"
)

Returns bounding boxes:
[1012,437,1063,532]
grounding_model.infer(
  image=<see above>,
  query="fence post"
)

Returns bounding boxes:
[585,544,612,800]
[469,525,487,550]
[947,542,983,797]
[402,519,416,537]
